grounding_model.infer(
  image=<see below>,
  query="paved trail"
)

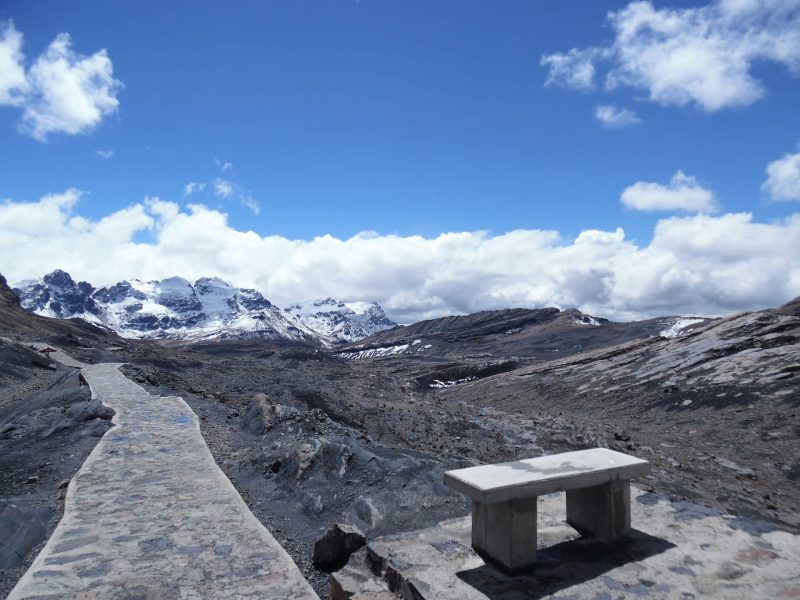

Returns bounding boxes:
[30,342,88,369]
[9,361,319,599]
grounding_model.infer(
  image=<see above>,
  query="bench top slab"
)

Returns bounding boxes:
[444,448,650,504]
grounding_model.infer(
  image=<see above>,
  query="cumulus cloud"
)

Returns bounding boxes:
[1,191,797,322]
[621,171,718,212]
[594,104,642,128]
[0,21,122,141]
[95,149,113,159]
[541,0,800,112]
[762,148,800,201]
[215,158,233,171]
[21,33,121,140]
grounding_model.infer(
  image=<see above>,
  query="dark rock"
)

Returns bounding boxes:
[312,523,365,566]
[71,399,115,422]
[0,501,52,569]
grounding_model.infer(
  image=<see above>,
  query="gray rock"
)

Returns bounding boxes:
[241,393,298,435]
[353,496,381,530]
[330,549,394,600]
[312,523,366,566]
[277,438,352,481]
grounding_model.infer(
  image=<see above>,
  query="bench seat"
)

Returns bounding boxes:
[444,448,651,572]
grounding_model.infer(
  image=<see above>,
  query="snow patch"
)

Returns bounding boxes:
[429,376,477,389]
[338,344,410,360]
[660,318,705,339]
[572,315,602,326]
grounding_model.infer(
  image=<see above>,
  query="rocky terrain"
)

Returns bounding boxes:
[339,306,710,360]
[1,269,798,598]
[440,301,800,530]
[118,297,797,595]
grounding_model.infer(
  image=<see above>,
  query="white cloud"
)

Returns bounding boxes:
[2,191,798,322]
[0,21,121,141]
[541,0,800,112]
[594,104,642,128]
[184,182,206,196]
[240,193,261,215]
[95,149,113,159]
[215,158,233,171]
[185,177,259,214]
[0,22,28,105]
[621,171,718,212]
[213,178,234,199]
[541,48,600,91]
[762,148,800,201]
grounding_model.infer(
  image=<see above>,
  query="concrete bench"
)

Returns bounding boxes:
[443,448,651,572]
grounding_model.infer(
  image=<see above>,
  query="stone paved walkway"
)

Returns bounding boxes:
[30,342,88,369]
[9,362,319,599]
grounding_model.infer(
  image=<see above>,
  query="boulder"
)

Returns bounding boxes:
[276,438,352,481]
[312,523,366,566]
[241,393,298,435]
[278,442,319,481]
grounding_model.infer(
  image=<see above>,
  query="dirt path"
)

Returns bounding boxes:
[9,362,318,599]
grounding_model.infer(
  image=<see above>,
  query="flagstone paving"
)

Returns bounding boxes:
[9,361,319,599]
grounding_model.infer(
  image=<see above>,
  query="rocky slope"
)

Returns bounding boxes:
[14,270,392,345]
[338,306,709,360]
[436,297,800,530]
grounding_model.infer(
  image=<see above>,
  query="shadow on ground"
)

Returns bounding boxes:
[457,529,675,599]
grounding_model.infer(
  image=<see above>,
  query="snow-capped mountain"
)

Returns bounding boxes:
[285,298,397,344]
[13,270,341,344]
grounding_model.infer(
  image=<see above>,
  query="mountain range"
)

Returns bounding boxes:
[12,270,396,346]
[13,270,713,354]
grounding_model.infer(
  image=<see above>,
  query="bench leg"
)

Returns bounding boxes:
[566,479,631,541]
[472,497,538,572]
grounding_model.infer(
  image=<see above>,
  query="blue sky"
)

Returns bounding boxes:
[1,1,799,321]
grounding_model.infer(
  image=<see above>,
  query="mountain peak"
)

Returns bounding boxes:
[195,276,233,287]
[42,268,76,287]
[285,297,397,344]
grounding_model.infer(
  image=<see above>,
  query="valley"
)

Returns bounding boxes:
[1,272,798,598]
